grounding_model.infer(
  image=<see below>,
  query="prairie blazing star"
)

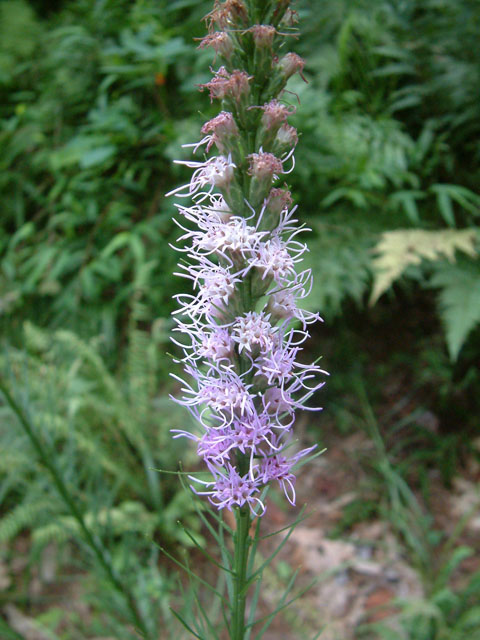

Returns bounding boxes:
[166,2,329,638]
[169,0,327,520]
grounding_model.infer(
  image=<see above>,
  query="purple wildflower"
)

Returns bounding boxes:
[191,464,265,513]
[169,0,327,515]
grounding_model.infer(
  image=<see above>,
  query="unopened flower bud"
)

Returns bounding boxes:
[267,53,306,97]
[202,111,239,153]
[257,187,292,230]
[278,53,306,80]
[198,32,234,60]
[261,99,296,130]
[249,24,276,49]
[206,0,248,31]
[228,69,252,100]
[257,100,296,150]
[247,152,282,180]
[200,67,252,103]
[280,8,299,27]
[247,152,283,210]
[266,188,292,215]
[273,124,298,154]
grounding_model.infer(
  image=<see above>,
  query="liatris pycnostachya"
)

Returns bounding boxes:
[168,0,327,517]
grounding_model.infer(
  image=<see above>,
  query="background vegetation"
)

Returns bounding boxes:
[0,0,479,638]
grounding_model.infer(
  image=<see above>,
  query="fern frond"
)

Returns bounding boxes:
[54,330,124,408]
[431,261,480,360]
[40,412,141,491]
[370,228,478,304]
[23,321,52,353]
[32,518,76,547]
[53,329,147,450]
[302,214,376,317]
[0,499,55,544]
[0,449,30,472]
[32,501,158,547]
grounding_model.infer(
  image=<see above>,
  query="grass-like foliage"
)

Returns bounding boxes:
[348,380,480,640]
[0,309,198,637]
[160,484,320,640]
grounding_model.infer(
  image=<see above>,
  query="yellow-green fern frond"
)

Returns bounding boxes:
[370,229,478,304]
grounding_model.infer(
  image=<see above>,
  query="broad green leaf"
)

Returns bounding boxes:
[79,145,117,169]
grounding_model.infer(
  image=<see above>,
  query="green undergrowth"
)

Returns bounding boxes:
[1,0,480,359]
[0,314,199,637]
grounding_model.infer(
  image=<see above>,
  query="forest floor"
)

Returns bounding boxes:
[257,422,480,639]
[4,303,480,639]
[6,417,478,640]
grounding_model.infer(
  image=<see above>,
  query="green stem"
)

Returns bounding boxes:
[231,506,252,640]
[0,379,151,640]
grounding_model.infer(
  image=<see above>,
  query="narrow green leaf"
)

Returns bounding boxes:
[180,524,234,574]
[191,587,221,640]
[156,544,228,604]
[436,546,473,586]
[250,570,317,637]
[199,502,235,537]
[244,576,263,640]
[170,609,204,640]
[431,185,457,227]
[259,504,308,541]
[247,510,304,588]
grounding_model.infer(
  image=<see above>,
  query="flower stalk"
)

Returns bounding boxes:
[232,505,251,639]
[168,0,327,636]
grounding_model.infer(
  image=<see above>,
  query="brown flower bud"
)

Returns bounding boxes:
[198,32,234,60]
[249,25,276,49]
[201,111,239,152]
[247,152,283,180]
[205,0,248,31]
[261,99,296,130]
[200,67,252,102]
[278,52,306,80]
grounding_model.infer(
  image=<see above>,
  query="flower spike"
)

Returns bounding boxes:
[169,0,326,516]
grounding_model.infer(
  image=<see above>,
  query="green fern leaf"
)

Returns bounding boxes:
[0,499,54,543]
[431,261,480,360]
[302,214,375,318]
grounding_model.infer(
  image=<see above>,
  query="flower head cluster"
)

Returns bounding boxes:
[169,0,326,515]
